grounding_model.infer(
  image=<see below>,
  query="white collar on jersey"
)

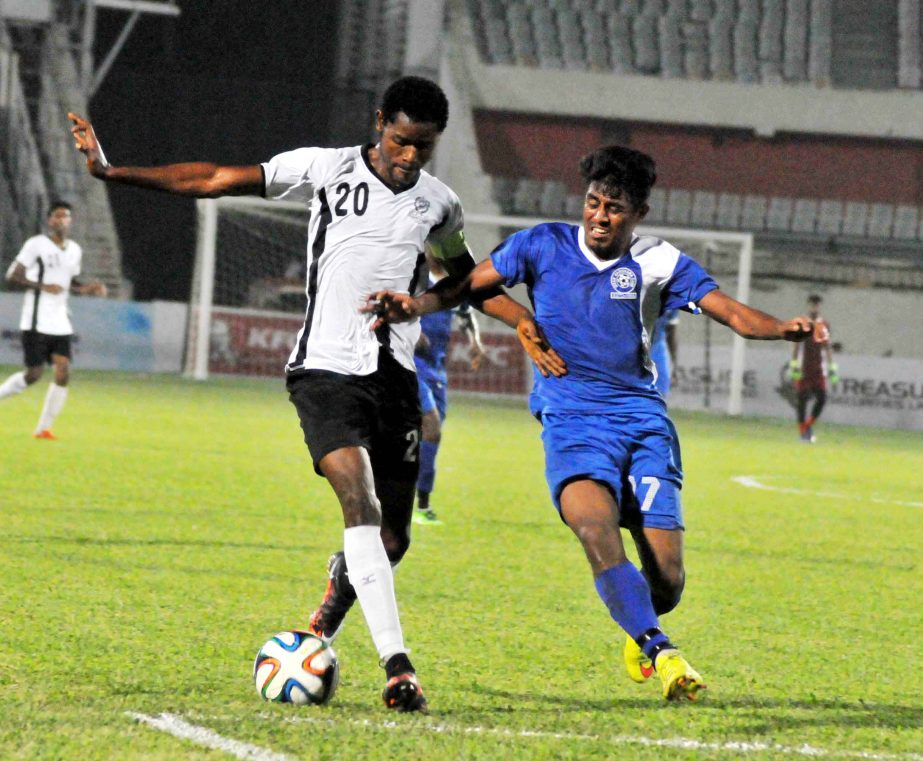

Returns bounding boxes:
[576,228,635,271]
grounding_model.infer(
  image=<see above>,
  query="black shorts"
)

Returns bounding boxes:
[287,351,422,481]
[22,331,71,367]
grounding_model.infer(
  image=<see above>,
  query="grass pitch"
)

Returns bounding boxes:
[0,368,920,760]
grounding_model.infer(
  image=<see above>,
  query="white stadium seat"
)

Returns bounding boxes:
[765,196,793,231]
[816,200,843,235]
[715,192,742,227]
[790,199,819,233]
[893,205,919,239]
[690,190,718,226]
[841,202,869,237]
[666,188,693,224]
[739,194,768,230]
[867,203,895,238]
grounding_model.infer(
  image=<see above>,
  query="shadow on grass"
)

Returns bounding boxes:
[2,533,313,553]
[464,686,923,731]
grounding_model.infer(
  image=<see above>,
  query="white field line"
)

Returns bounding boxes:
[268,713,920,761]
[732,475,923,509]
[126,712,294,761]
[129,710,923,761]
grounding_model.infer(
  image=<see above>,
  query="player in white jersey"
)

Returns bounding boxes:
[69,76,558,713]
[0,201,107,438]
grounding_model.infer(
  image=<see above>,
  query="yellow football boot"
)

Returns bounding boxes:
[623,635,655,683]
[655,649,707,701]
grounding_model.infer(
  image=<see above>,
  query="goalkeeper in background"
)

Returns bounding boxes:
[786,294,837,443]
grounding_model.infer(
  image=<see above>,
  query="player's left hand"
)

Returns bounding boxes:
[68,113,110,177]
[362,290,418,330]
[469,345,486,371]
[88,281,108,297]
[517,316,567,377]
[780,317,813,341]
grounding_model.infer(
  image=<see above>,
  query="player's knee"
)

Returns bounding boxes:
[651,571,685,614]
[24,367,42,384]
[339,490,382,526]
[380,527,410,563]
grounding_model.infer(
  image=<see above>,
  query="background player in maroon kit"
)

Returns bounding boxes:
[787,294,838,442]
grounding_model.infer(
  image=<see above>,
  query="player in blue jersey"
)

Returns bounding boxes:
[414,255,486,526]
[650,308,679,399]
[368,145,812,701]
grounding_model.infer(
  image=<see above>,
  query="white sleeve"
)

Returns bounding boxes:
[72,244,82,278]
[261,147,327,203]
[14,238,39,269]
[426,193,468,260]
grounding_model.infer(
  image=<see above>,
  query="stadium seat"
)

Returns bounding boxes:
[683,21,710,79]
[808,0,833,85]
[708,15,735,79]
[539,180,569,216]
[715,192,742,228]
[790,199,819,233]
[666,188,693,224]
[816,200,843,235]
[513,178,544,215]
[733,22,760,83]
[690,190,718,226]
[893,205,919,239]
[658,15,684,77]
[783,0,809,81]
[766,196,794,231]
[491,177,518,215]
[645,187,667,223]
[632,11,661,73]
[581,9,611,70]
[739,195,768,230]
[565,193,585,219]
[867,203,895,238]
[608,13,636,72]
[898,0,921,87]
[842,202,869,237]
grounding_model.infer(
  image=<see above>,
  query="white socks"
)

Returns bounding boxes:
[0,371,27,400]
[35,383,68,434]
[343,525,406,661]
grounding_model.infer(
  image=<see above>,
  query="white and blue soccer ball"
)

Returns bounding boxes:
[253,631,339,705]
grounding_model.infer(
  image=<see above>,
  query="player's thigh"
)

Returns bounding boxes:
[369,355,422,484]
[559,478,629,572]
[287,371,376,476]
[22,331,51,369]
[541,412,629,517]
[621,415,685,531]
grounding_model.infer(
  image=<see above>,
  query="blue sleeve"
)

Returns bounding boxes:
[662,254,719,313]
[489,228,535,288]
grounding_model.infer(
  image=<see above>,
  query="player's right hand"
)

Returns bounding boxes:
[68,112,110,177]
[43,284,64,295]
[363,290,418,330]
[517,316,567,377]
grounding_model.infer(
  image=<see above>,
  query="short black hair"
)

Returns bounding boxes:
[47,200,72,216]
[579,146,657,210]
[380,76,449,132]
[807,294,823,304]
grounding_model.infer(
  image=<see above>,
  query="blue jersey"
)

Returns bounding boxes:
[490,223,717,416]
[414,302,472,385]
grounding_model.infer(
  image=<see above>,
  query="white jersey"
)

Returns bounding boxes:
[261,145,467,375]
[14,235,82,335]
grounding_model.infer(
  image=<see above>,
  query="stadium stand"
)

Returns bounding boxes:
[0,12,124,294]
[465,0,922,91]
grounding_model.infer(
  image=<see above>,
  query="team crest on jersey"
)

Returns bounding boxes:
[610,267,638,299]
[410,196,431,220]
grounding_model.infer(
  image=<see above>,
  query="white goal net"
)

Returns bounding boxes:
[187,199,753,416]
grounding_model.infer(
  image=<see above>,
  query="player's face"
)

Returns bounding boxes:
[582,183,648,259]
[374,111,442,189]
[47,207,73,237]
[807,301,821,318]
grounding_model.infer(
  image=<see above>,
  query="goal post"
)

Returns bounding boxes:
[464,213,754,416]
[185,196,311,381]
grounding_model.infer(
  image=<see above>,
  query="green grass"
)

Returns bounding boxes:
[0,367,921,760]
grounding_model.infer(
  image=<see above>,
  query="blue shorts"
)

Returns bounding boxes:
[541,410,684,530]
[417,373,447,420]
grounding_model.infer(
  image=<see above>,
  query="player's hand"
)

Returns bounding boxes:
[68,112,110,177]
[43,284,64,295]
[87,281,108,297]
[779,317,813,341]
[362,290,418,330]
[517,316,566,377]
[469,344,486,371]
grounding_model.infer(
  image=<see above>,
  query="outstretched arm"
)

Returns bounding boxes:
[699,290,813,341]
[69,113,263,197]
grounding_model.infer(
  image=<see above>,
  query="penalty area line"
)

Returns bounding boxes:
[126,712,294,761]
[732,475,923,509]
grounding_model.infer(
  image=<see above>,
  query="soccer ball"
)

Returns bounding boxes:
[253,631,339,705]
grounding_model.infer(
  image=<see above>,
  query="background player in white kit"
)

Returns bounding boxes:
[69,77,557,713]
[0,201,107,438]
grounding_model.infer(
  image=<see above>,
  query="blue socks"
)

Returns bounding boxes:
[595,561,670,658]
[416,440,438,495]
